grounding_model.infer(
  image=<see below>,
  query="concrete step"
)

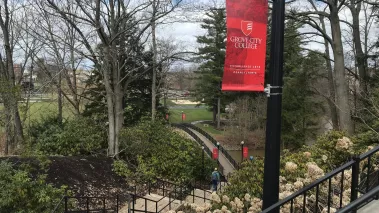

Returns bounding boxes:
[358,199,379,213]
[119,193,181,213]
[184,189,212,205]
[118,185,227,213]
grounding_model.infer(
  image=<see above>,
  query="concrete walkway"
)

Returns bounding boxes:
[358,199,379,213]
[186,127,236,177]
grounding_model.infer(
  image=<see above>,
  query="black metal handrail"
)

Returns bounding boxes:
[51,195,66,213]
[157,186,182,212]
[62,176,227,213]
[172,123,226,175]
[261,146,379,213]
[64,195,121,213]
[337,185,379,213]
[130,193,160,213]
[181,123,239,169]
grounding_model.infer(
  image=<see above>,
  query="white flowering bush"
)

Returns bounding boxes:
[173,132,378,213]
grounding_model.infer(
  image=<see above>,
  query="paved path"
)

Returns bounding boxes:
[358,199,379,213]
[190,120,212,125]
[186,127,236,177]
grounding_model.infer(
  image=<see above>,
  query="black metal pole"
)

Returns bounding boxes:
[241,143,244,163]
[350,156,360,213]
[262,0,285,211]
[202,147,205,179]
[217,143,220,169]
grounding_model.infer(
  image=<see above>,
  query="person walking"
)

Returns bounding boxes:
[211,168,220,191]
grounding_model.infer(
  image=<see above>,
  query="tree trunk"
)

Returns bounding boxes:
[70,22,80,115]
[103,45,116,156]
[213,104,217,123]
[151,0,157,121]
[70,37,80,114]
[350,2,367,94]
[4,103,12,155]
[106,95,116,156]
[163,91,167,109]
[72,68,80,114]
[329,4,354,135]
[217,96,221,129]
[4,49,23,150]
[320,16,339,130]
[23,64,34,124]
[58,72,63,123]
[114,82,123,157]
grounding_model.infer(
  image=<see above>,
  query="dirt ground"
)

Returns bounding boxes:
[1,156,131,205]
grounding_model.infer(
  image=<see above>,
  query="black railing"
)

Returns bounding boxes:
[129,178,224,213]
[61,185,137,213]
[261,146,379,213]
[337,185,379,213]
[64,195,120,213]
[181,123,240,169]
[60,177,228,213]
[149,178,189,200]
[172,123,226,175]
[51,195,66,213]
[130,186,181,213]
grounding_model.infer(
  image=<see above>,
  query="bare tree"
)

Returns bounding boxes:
[28,2,87,120]
[288,0,354,134]
[0,0,26,154]
[43,0,188,156]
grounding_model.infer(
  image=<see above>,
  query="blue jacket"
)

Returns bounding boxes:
[212,171,220,181]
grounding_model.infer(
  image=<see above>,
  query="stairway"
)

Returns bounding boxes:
[119,193,182,213]
[184,188,212,205]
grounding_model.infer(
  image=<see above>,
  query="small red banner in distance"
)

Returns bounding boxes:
[243,147,249,158]
[213,148,219,159]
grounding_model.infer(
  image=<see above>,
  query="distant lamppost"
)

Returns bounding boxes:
[241,141,245,163]
[216,142,220,168]
[201,146,205,179]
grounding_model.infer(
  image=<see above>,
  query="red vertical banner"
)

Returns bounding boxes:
[222,0,268,91]
[182,113,186,121]
[243,147,249,159]
[213,148,219,159]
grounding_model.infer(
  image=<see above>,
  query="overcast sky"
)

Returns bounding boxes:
[155,0,378,70]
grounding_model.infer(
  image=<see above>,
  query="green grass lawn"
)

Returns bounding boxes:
[194,123,224,136]
[169,108,213,123]
[21,102,76,122]
[0,101,76,124]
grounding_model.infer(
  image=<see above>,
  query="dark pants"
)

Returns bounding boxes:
[212,180,218,191]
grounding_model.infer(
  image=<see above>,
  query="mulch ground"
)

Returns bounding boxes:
[0,156,131,202]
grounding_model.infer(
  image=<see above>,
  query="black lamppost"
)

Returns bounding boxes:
[201,146,205,179]
[241,141,245,163]
[216,142,220,168]
[262,0,286,211]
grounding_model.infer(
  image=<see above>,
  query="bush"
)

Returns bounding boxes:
[31,117,107,155]
[0,161,67,213]
[223,131,365,201]
[116,120,216,183]
[28,116,63,140]
[223,158,264,199]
